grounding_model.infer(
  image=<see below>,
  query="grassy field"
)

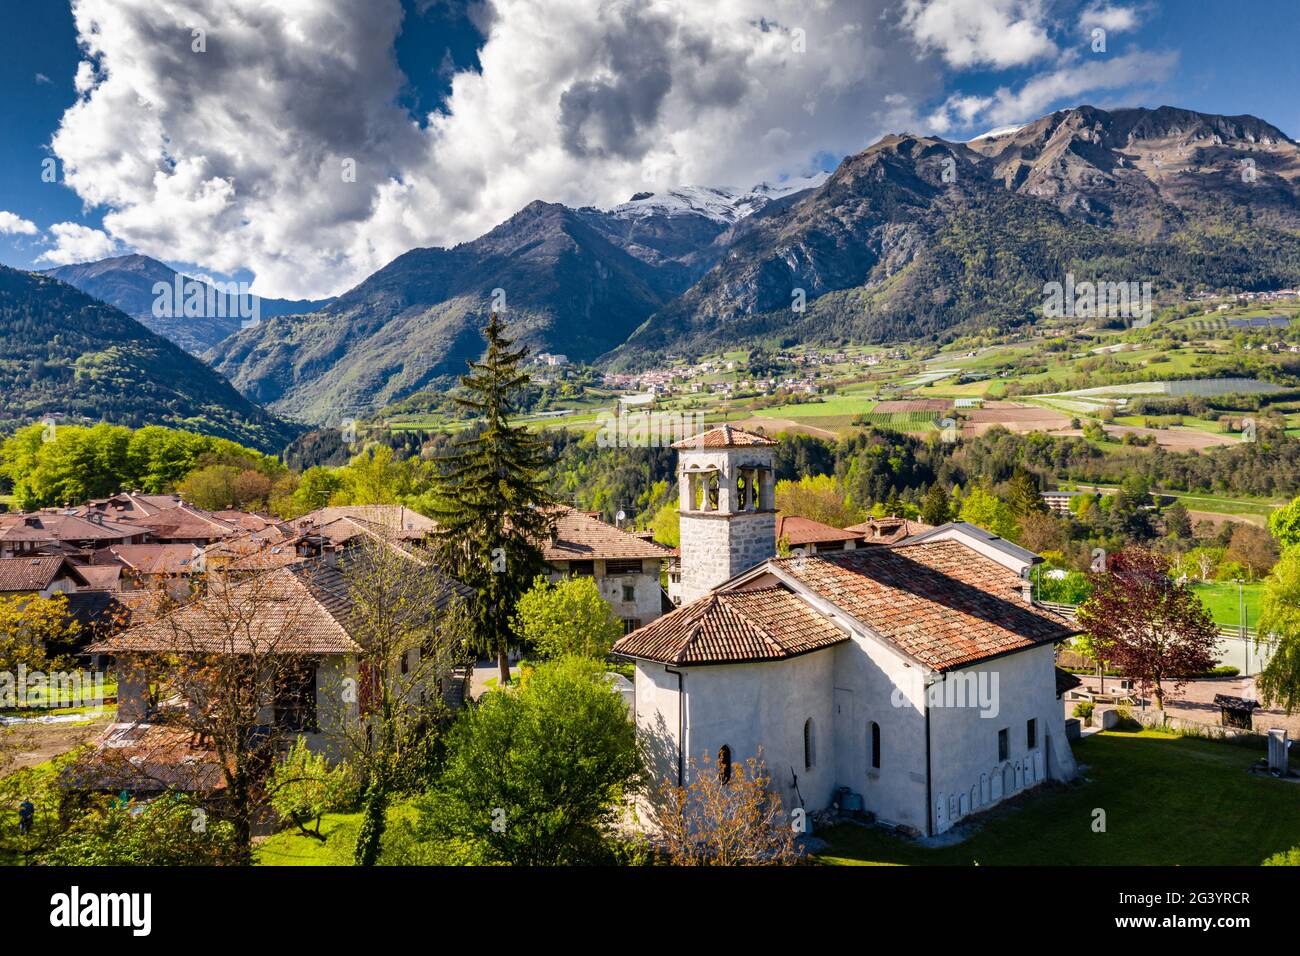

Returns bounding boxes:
[1190,581,1264,629]
[817,730,1300,866]
[255,812,362,865]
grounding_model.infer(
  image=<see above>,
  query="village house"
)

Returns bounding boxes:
[0,510,149,559]
[0,555,94,597]
[844,516,935,545]
[776,515,863,554]
[78,553,472,793]
[542,506,675,631]
[613,425,1079,837]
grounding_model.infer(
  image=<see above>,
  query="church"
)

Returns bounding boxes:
[612,425,1079,837]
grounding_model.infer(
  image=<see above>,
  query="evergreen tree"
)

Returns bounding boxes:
[1163,501,1192,539]
[428,314,555,684]
[1007,467,1046,518]
[920,482,952,526]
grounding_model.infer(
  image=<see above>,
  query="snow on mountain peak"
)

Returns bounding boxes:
[967,124,1026,142]
[607,172,828,224]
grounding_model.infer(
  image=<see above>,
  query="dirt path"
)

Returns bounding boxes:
[1,713,110,774]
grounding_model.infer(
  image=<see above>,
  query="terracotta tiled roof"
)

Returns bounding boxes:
[89,562,361,656]
[542,507,675,562]
[0,555,69,592]
[135,505,241,541]
[0,511,142,543]
[670,423,779,449]
[612,585,847,665]
[773,540,1076,671]
[211,510,282,532]
[88,558,471,657]
[294,505,434,537]
[62,722,227,793]
[843,516,934,544]
[776,515,861,547]
[78,493,183,521]
[75,565,123,590]
[93,544,202,575]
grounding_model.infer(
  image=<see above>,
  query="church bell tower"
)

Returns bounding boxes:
[673,424,778,603]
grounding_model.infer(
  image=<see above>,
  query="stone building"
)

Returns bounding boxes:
[614,424,1080,837]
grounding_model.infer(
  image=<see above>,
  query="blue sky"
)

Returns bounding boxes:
[1,0,1297,298]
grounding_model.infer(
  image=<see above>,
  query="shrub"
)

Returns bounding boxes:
[1263,846,1300,866]
[1072,701,1095,726]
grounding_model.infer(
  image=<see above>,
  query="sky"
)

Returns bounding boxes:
[1,0,1298,301]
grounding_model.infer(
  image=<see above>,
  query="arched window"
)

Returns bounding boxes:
[717,745,732,784]
[803,718,816,770]
[869,721,881,769]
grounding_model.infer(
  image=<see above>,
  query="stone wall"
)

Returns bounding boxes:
[678,510,776,602]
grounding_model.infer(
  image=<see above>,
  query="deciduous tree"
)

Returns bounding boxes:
[1076,547,1219,709]
[512,575,622,660]
[653,748,797,866]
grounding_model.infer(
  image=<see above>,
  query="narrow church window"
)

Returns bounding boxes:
[803,718,816,769]
[718,745,732,783]
[1026,718,1037,750]
[998,727,1009,762]
[869,721,881,769]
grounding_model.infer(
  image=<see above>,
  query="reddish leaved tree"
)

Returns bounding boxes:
[1077,547,1219,709]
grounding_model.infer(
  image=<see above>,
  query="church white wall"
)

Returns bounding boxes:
[927,643,1076,834]
[675,650,837,823]
[828,633,930,832]
[633,660,683,792]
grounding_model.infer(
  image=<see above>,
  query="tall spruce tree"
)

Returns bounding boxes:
[1007,467,1047,518]
[429,314,554,684]
[920,482,952,526]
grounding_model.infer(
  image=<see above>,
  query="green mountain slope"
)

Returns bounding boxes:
[0,265,301,452]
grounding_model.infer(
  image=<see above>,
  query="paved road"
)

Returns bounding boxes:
[469,659,520,700]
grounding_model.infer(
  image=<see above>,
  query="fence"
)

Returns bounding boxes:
[1037,600,1275,675]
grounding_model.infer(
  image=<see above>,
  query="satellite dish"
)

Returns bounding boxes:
[616,510,626,525]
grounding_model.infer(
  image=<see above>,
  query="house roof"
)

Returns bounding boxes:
[0,555,74,592]
[0,511,142,543]
[78,493,183,521]
[776,515,861,547]
[88,558,471,657]
[93,544,202,575]
[294,505,434,537]
[542,507,675,562]
[843,516,934,544]
[612,585,848,665]
[670,423,779,449]
[134,505,241,541]
[75,565,124,590]
[771,540,1076,671]
[88,561,361,656]
[62,722,227,793]
[904,521,1041,567]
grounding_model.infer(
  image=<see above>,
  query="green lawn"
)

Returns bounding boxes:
[1190,581,1264,629]
[255,812,362,865]
[817,730,1300,866]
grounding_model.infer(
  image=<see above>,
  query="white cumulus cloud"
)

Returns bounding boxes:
[900,0,1056,69]
[0,211,39,236]
[50,0,941,299]
[47,0,1170,299]
[36,222,121,265]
